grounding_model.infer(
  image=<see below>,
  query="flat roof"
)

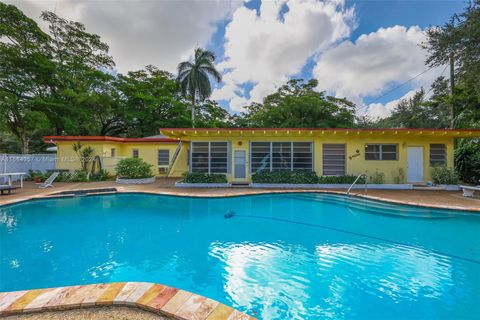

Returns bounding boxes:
[44,136,179,143]
[159,127,480,139]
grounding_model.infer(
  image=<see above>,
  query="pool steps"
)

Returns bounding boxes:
[0,282,255,319]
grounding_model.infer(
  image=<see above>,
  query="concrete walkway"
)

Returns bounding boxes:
[0,179,478,211]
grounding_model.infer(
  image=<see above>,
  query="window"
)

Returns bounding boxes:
[430,144,446,166]
[191,142,229,173]
[132,149,139,158]
[250,142,313,173]
[251,142,271,173]
[272,142,291,171]
[365,144,398,160]
[293,142,313,170]
[111,148,116,157]
[158,149,170,166]
[210,142,229,173]
[323,144,345,176]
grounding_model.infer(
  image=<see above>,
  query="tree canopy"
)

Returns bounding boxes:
[235,79,357,128]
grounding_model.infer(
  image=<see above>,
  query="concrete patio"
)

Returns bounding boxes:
[0,178,478,211]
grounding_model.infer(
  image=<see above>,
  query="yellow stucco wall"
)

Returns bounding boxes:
[180,135,454,183]
[54,135,455,183]
[55,141,180,176]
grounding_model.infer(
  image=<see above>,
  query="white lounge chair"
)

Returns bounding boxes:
[459,185,480,197]
[39,171,60,189]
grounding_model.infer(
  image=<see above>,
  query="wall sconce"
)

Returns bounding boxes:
[349,149,361,160]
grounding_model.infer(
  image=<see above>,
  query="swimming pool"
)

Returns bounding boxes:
[1,193,479,319]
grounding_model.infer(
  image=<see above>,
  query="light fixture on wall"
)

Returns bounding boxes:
[238,141,243,146]
[349,149,361,160]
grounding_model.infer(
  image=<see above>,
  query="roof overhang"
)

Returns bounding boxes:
[43,136,179,144]
[159,128,480,140]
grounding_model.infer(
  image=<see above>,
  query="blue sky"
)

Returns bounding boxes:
[12,0,466,118]
[207,0,464,116]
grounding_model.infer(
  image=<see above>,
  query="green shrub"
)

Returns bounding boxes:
[317,175,366,184]
[69,170,89,182]
[431,166,459,185]
[455,139,480,184]
[90,169,115,181]
[25,170,48,181]
[182,172,227,183]
[115,158,153,179]
[252,170,319,184]
[252,171,367,184]
[393,167,406,184]
[369,171,385,184]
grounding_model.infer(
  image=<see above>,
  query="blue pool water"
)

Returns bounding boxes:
[1,193,479,319]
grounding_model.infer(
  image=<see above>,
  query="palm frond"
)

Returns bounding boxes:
[199,65,222,83]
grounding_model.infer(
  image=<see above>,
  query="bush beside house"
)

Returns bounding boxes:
[431,166,459,185]
[182,172,228,183]
[115,158,155,184]
[252,171,366,184]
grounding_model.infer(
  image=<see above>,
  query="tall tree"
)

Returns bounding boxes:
[177,48,222,127]
[0,2,53,153]
[39,11,115,135]
[236,79,357,128]
[115,66,191,137]
[424,0,480,128]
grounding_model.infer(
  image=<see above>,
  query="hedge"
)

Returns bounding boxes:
[252,171,366,184]
[182,172,228,183]
[115,158,153,179]
[252,171,318,184]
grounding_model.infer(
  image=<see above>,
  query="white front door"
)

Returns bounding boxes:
[234,150,246,179]
[407,147,424,183]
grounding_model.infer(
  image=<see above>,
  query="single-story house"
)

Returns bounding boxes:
[44,128,480,184]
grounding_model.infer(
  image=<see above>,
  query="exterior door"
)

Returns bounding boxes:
[234,150,246,179]
[407,147,424,183]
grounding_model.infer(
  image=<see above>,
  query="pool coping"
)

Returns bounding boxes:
[1,188,478,212]
[0,282,255,320]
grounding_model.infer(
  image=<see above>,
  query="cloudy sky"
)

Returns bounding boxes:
[8,0,463,118]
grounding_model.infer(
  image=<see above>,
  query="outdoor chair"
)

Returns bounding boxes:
[39,171,60,189]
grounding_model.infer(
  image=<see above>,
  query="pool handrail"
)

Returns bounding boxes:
[347,173,367,196]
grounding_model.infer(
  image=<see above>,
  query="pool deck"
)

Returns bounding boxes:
[0,179,478,211]
[0,282,254,320]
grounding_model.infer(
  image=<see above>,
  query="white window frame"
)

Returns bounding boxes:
[249,141,314,173]
[190,141,230,174]
[365,144,398,161]
[157,149,170,166]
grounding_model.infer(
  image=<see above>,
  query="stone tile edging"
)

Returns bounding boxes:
[0,282,255,320]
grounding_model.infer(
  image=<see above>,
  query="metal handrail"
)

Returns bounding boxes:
[166,141,183,177]
[347,173,367,196]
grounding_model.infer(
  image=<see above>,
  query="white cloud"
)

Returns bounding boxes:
[313,25,441,118]
[7,0,242,73]
[212,0,355,112]
[364,90,417,119]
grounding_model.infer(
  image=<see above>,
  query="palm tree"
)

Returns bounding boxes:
[177,48,222,127]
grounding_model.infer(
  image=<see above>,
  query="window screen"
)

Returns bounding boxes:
[430,144,446,166]
[158,149,170,166]
[323,144,345,176]
[251,142,313,173]
[191,142,228,173]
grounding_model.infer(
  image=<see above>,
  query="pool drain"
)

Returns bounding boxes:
[224,211,236,219]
